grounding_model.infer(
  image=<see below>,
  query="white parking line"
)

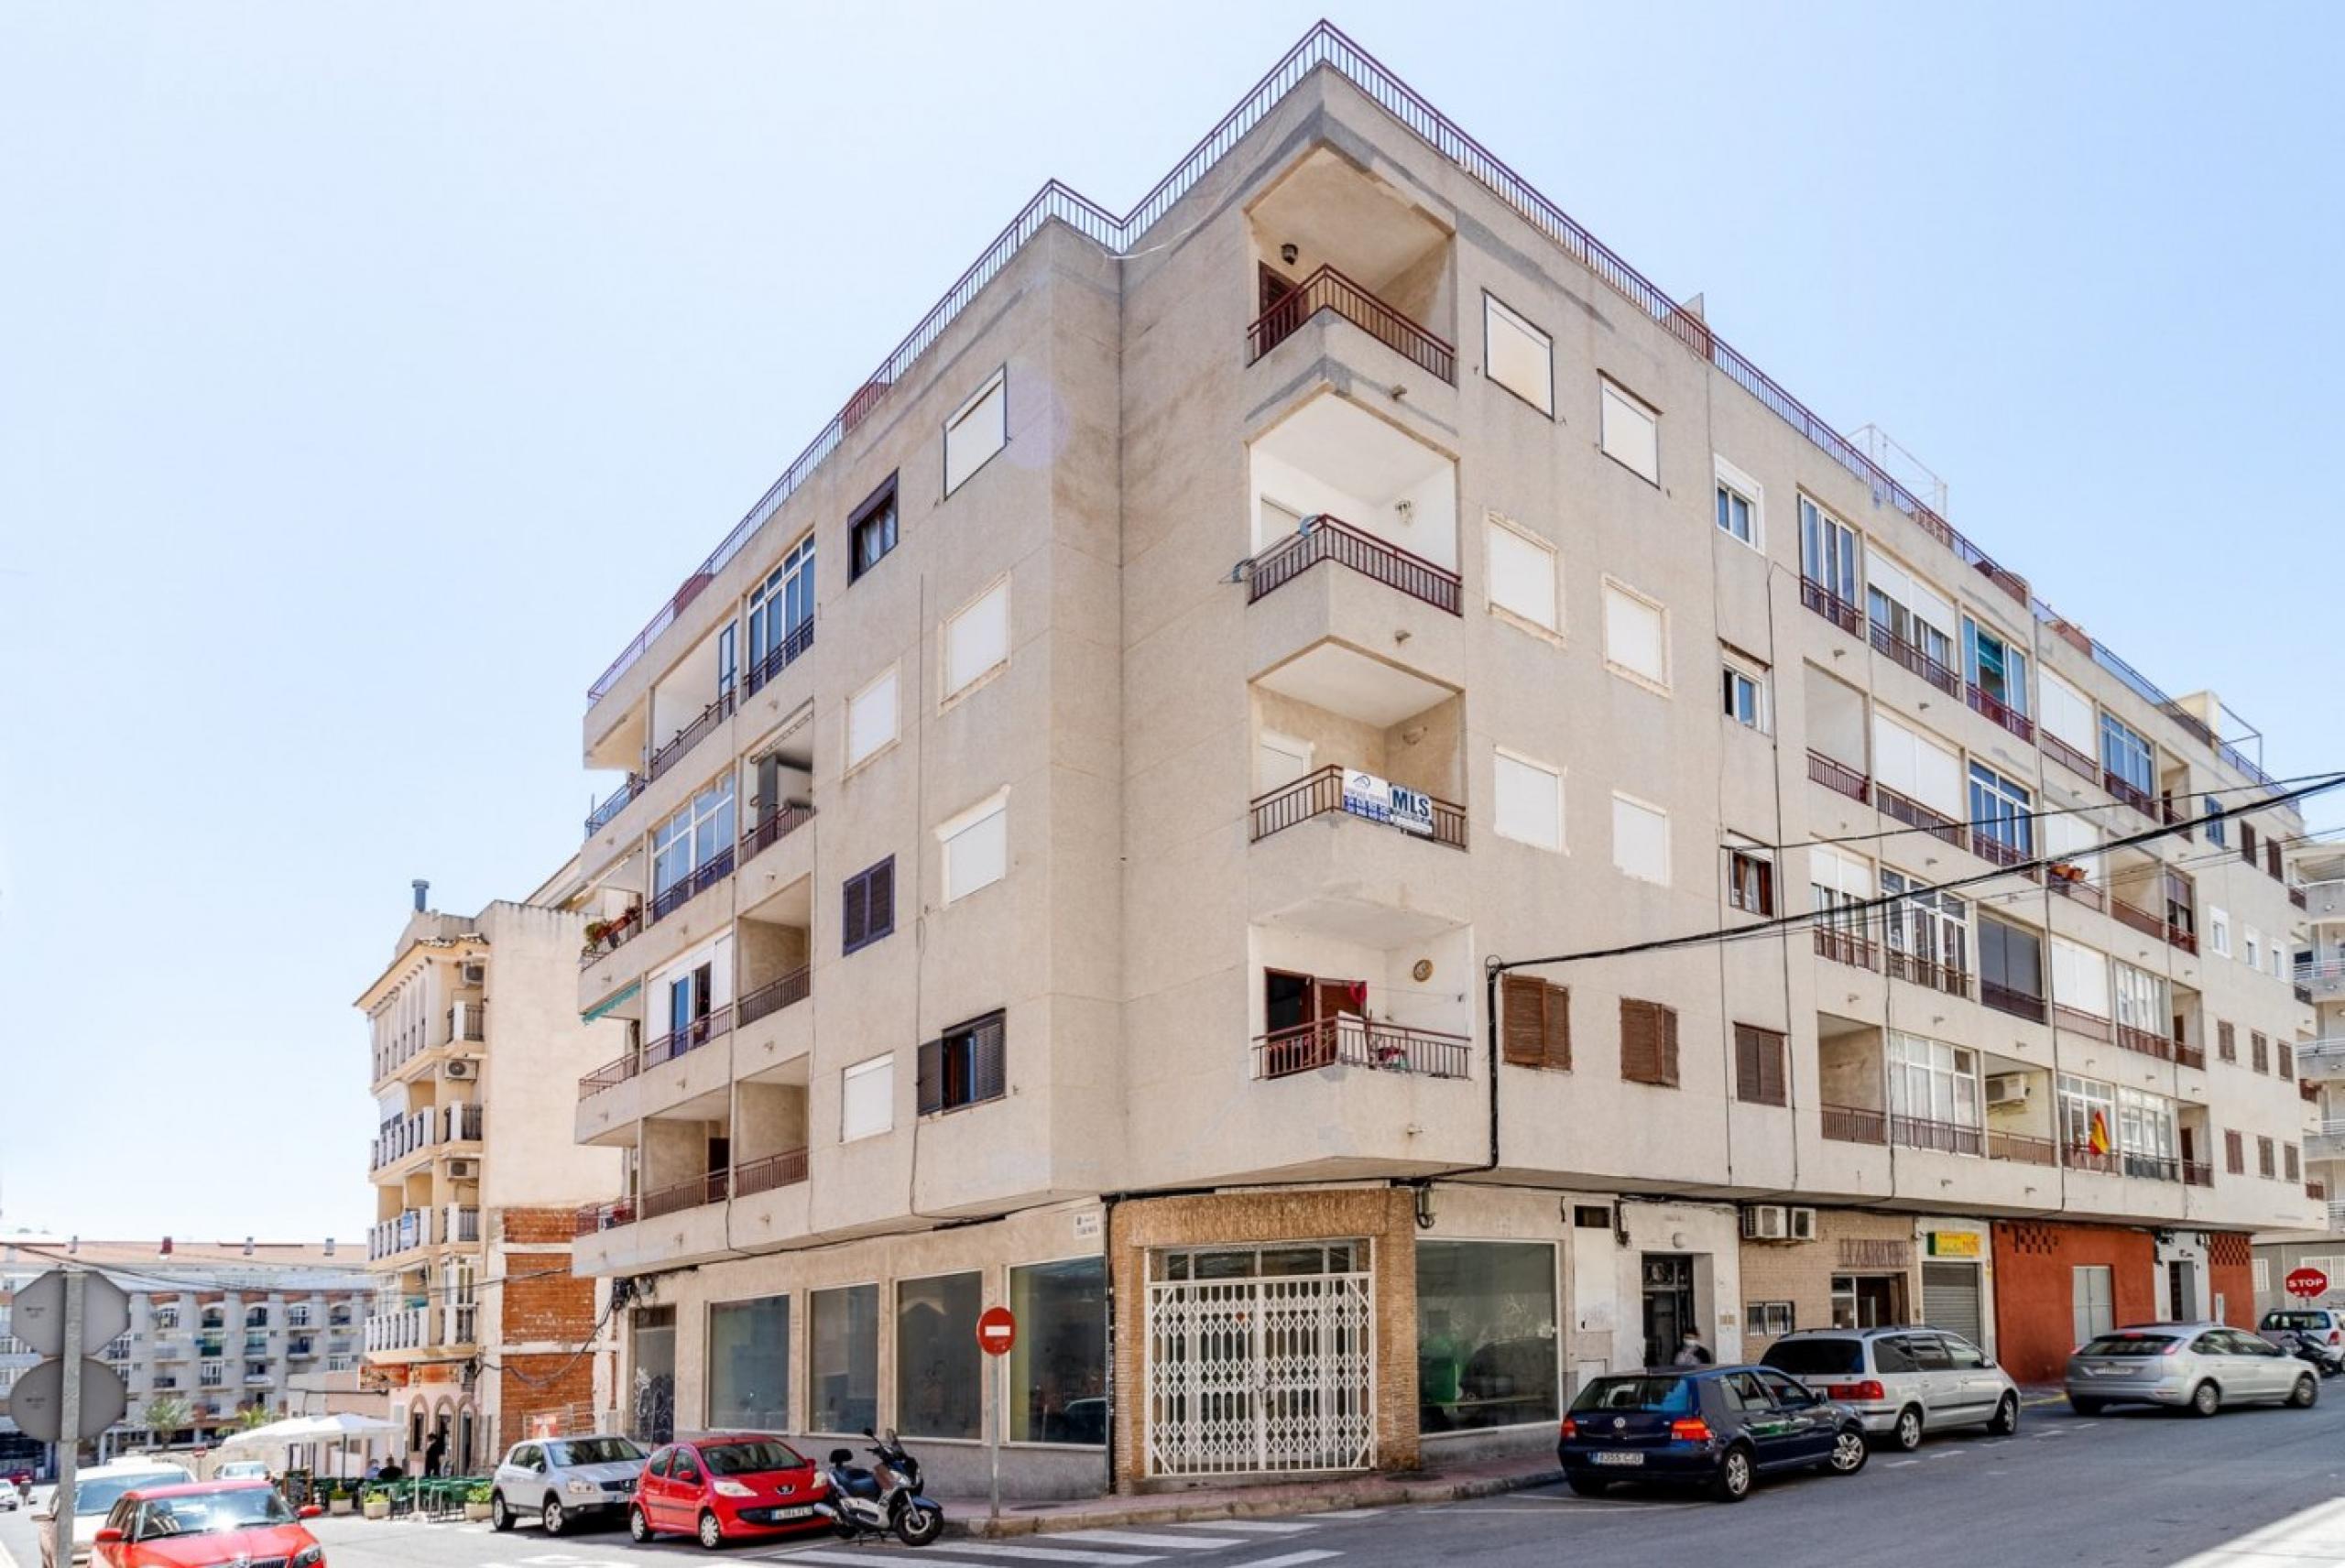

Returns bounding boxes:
[1172,1520,1318,1532]
[1223,1553,1338,1568]
[1310,1508,1384,1519]
[788,1552,1151,1568]
[907,1545,1171,1565]
[1053,1530,1247,1549]
[1930,1449,1969,1460]
[1886,1459,1922,1468]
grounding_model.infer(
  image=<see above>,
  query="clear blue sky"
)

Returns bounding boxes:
[3,2,2339,1240]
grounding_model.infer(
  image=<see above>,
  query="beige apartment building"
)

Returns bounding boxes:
[357,869,627,1471]
[557,24,2318,1493]
[2252,843,2345,1312]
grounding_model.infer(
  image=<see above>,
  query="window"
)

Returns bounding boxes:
[1611,794,1669,885]
[2252,1031,2270,1074]
[1417,1241,1559,1432]
[2057,1073,2116,1159]
[1721,651,1768,731]
[896,1273,981,1441]
[1810,845,1875,947]
[1798,496,1859,606]
[2260,1136,2277,1179]
[2100,713,2154,799]
[2072,1266,2115,1345]
[943,579,1009,698]
[652,776,736,905]
[919,1010,1006,1115]
[1481,294,1553,415]
[842,857,894,955]
[1735,1024,1787,1106]
[2209,907,2231,957]
[1980,917,2045,1005]
[1888,1032,1981,1134]
[2112,963,2169,1040]
[1620,998,1680,1088]
[846,668,899,768]
[2254,1257,2271,1295]
[939,791,1009,904]
[747,536,816,685]
[848,474,900,582]
[2286,1143,2302,1182]
[2219,1020,2237,1062]
[2116,1086,2176,1175]
[1598,379,1660,484]
[2245,929,2262,971]
[1714,457,1761,549]
[1881,869,1969,982]
[1864,551,1956,674]
[2226,1128,2244,1174]
[2042,810,2101,880]
[1500,975,1571,1071]
[1748,1301,1795,1336]
[1969,764,2034,858]
[1873,712,1962,819]
[1008,1257,1107,1443]
[1485,517,1559,633]
[1602,579,1668,688]
[1728,847,1775,916]
[2050,937,2111,1020]
[2038,670,2097,761]
[2205,804,2228,847]
[707,1297,790,1431]
[1965,618,2030,717]
[943,369,1007,495]
[1493,750,1563,851]
[2268,840,2285,882]
[2241,822,2260,866]
[809,1284,879,1433]
[841,1055,894,1142]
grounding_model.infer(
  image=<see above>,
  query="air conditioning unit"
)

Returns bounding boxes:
[446,1159,479,1179]
[1986,1073,2032,1108]
[1741,1204,1789,1241]
[1788,1206,1819,1242]
[442,1061,475,1081]
[459,962,486,986]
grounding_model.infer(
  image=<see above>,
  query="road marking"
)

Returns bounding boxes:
[1310,1508,1383,1519]
[1055,1530,1248,1549]
[1930,1448,1969,1459]
[1223,1553,1338,1568]
[1172,1519,1318,1532]
[788,1552,1158,1568]
[1886,1459,1921,1467]
[910,1545,1172,1565]
[2071,1421,2100,1430]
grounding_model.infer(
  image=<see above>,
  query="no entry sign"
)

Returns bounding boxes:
[2287,1267,2330,1299]
[976,1305,1017,1356]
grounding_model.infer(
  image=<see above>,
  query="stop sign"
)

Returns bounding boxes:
[976,1305,1017,1356]
[2287,1267,2329,1299]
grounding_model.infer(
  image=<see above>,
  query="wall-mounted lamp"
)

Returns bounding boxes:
[1414,1186,1437,1230]
[1280,242,1299,266]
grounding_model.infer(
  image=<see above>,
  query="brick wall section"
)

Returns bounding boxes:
[502,1206,584,1247]
[495,1205,598,1453]
[1110,1188,1416,1493]
[2208,1233,2254,1328]
[496,1355,596,1454]
[1737,1212,1919,1349]
[1991,1221,2156,1384]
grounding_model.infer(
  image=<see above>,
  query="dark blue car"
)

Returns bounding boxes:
[1558,1366,1870,1501]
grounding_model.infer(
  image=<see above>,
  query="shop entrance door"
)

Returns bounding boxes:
[1642,1255,1697,1367]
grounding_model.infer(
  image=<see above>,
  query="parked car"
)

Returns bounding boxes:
[210,1463,269,1483]
[629,1434,828,1549]
[89,1479,322,1568]
[1558,1366,1869,1502]
[1761,1325,2021,1450]
[36,1460,197,1568]
[2262,1307,2345,1366]
[0,1484,19,1512]
[488,1433,648,1534]
[2067,1323,2321,1415]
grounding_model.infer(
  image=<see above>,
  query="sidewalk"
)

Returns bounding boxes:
[939,1451,1563,1539]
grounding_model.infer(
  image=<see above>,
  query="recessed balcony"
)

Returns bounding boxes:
[1247,146,1455,386]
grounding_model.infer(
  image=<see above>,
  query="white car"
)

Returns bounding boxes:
[488,1434,649,1534]
[36,1459,197,1567]
[213,1461,271,1482]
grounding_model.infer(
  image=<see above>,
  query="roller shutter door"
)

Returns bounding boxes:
[1922,1260,1982,1345]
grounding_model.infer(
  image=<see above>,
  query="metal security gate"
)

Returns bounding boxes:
[1145,1263,1375,1476]
[1921,1261,1982,1345]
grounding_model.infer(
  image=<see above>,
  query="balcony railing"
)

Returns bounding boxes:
[2301,983,2318,1006]
[734,1148,810,1199]
[369,1109,436,1172]
[1987,1129,2057,1166]
[2122,1152,2180,1182]
[2114,1022,2176,1062]
[2104,770,2160,819]
[649,846,736,926]
[1249,764,1466,849]
[1246,513,1462,616]
[1981,981,2047,1023]
[1800,577,1861,637]
[2296,1039,2345,1080]
[640,1171,730,1221]
[1969,829,2035,876]
[1813,925,1877,971]
[2176,1039,2207,1071]
[743,618,815,698]
[575,1197,637,1236]
[1250,1016,1472,1081]
[1885,950,1970,998]
[2110,897,2165,942]
[1891,1112,1983,1157]
[737,966,812,1029]
[2054,1004,2112,1042]
[648,690,736,784]
[1869,620,1960,696]
[445,1204,481,1245]
[641,1005,736,1072]
[2182,1160,2213,1188]
[443,1104,483,1143]
[742,802,816,863]
[580,906,644,969]
[1967,683,2034,743]
[1821,1104,1888,1145]
[366,1211,429,1262]
[1246,263,1456,382]
[363,1308,428,1355]
[579,1050,640,1101]
[2063,1142,2120,1176]
[2044,732,2098,784]
[585,773,642,837]
[1806,750,1869,804]
[1876,786,1963,849]
[2047,869,2106,911]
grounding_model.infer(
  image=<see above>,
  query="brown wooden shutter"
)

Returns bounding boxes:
[2261,1137,2276,1178]
[1502,975,1546,1068]
[2218,1020,2236,1062]
[2241,822,2258,866]
[1657,1005,1681,1087]
[2269,841,2285,880]
[1620,999,1678,1087]
[2287,1143,2301,1182]
[842,871,868,953]
[1735,1025,1786,1106]
[867,856,895,940]
[2253,1031,2269,1073]
[971,1011,1008,1103]
[2225,1129,2244,1174]
[916,1036,943,1116]
[2281,1041,2296,1081]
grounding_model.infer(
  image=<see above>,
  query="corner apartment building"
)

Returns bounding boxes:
[356,868,626,1472]
[0,1238,371,1473]
[2251,843,2345,1312]
[557,24,2318,1492]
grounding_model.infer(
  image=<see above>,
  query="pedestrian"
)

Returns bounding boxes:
[1672,1328,1714,1367]
[422,1431,446,1478]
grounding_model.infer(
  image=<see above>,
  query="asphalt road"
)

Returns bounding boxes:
[7,1396,2345,1568]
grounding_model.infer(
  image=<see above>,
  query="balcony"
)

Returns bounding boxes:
[2300,881,2345,921]
[1885,950,1971,999]
[444,1204,481,1245]
[2054,1005,2111,1042]
[2182,1161,2213,1188]
[741,802,815,865]
[1248,515,1460,618]
[1814,925,1878,972]
[1250,1016,1471,1081]
[1249,265,1455,383]
[1981,981,2047,1024]
[366,1210,429,1262]
[2047,868,2107,912]
[579,904,645,969]
[584,772,641,837]
[447,1001,486,1044]
[1967,683,2034,743]
[2044,732,2098,784]
[1800,577,1861,637]
[1869,619,1960,697]
[2306,1125,2345,1162]
[2297,1040,2345,1081]
[733,1147,810,1199]
[443,1103,483,1143]
[649,846,736,927]
[641,1004,736,1074]
[2297,959,2345,1002]
[1821,1104,1888,1145]
[1250,765,1464,850]
[363,1307,427,1356]
[1988,1129,2057,1166]
[1890,1112,1983,1158]
[743,618,814,701]
[1876,786,1964,850]
[369,1108,436,1172]
[1807,750,1870,804]
[2115,1022,2178,1062]
[2104,769,2160,820]
[648,690,735,786]
[1969,827,2036,877]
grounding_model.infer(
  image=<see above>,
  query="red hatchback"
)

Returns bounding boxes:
[629,1435,826,1550]
[92,1480,323,1568]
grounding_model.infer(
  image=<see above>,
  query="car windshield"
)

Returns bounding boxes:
[1761,1338,1863,1376]
[546,1438,643,1467]
[73,1475,187,1514]
[1570,1376,1693,1414]
[134,1488,292,1539]
[2079,1334,2176,1356]
[700,1441,807,1475]
[2263,1312,2330,1331]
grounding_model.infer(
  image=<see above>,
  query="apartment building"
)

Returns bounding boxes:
[356,868,626,1472]
[556,24,2318,1492]
[2251,843,2344,1312]
[0,1237,370,1473]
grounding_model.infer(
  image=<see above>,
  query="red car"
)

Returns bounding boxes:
[92,1479,323,1568]
[628,1434,826,1550]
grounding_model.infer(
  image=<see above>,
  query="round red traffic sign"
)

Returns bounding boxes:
[2287,1267,2330,1299]
[976,1305,1017,1356]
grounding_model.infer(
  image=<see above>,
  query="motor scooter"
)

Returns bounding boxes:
[810,1428,944,1547]
[2276,1327,2345,1377]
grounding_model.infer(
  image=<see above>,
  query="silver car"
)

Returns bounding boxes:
[2067,1323,2321,1416]
[1761,1326,2020,1451]
[488,1433,649,1535]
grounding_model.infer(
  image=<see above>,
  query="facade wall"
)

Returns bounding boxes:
[1991,1221,2157,1384]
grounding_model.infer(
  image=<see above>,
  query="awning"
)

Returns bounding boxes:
[582,981,640,1023]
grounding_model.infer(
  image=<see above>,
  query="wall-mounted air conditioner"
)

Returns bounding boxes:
[443,1061,475,1080]
[446,1159,479,1179]
[1788,1206,1819,1241]
[459,962,486,986]
[1986,1073,2032,1108]
[1741,1204,1789,1241]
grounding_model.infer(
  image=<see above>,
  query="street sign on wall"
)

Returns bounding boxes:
[2287,1267,2330,1299]
[7,1358,127,1444]
[11,1270,130,1357]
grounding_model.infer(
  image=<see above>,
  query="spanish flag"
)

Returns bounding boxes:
[2089,1109,2112,1156]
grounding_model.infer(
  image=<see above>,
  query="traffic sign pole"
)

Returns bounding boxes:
[56,1270,83,1555]
[976,1305,1018,1528]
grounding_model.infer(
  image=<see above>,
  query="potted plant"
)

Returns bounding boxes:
[362,1484,391,1521]
[584,918,610,947]
[329,1483,355,1516]
[463,1480,496,1522]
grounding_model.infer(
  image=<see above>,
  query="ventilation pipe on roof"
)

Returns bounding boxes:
[412,879,431,912]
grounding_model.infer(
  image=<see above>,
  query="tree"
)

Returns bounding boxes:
[137,1395,192,1443]
[233,1403,276,1432]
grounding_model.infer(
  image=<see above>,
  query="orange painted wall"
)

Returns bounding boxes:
[1991,1221,2156,1384]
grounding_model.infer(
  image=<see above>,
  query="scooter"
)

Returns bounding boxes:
[811,1428,945,1547]
[2276,1328,2345,1377]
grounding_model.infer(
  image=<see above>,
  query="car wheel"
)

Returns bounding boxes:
[2291,1374,2319,1410]
[489,1491,514,1531]
[1827,1427,1869,1475]
[1711,1445,1754,1503]
[1891,1405,1925,1452]
[629,1506,653,1543]
[698,1509,725,1551]
[1989,1393,2021,1436]
[1565,1475,1609,1497]
[2189,1380,2220,1418]
[541,1497,569,1535]
[2068,1396,2104,1415]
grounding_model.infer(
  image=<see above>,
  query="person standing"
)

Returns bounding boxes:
[1672,1328,1714,1367]
[422,1430,446,1478]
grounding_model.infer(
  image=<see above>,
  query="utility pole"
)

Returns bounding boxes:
[55,1269,84,1553]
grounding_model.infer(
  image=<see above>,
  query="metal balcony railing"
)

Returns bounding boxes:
[2063,1142,2120,1176]
[640,1006,735,1072]
[734,1148,810,1199]
[1814,925,1878,971]
[743,618,815,699]
[585,772,642,837]
[742,802,816,863]
[579,1050,640,1101]
[366,1211,429,1262]
[1981,981,2047,1024]
[575,1196,637,1235]
[1800,578,1861,637]
[580,905,645,969]
[447,1001,486,1044]
[1967,683,2034,743]
[1885,950,1971,998]
[443,1104,483,1143]
[1249,764,1466,849]
[2048,870,2106,911]
[2044,732,2098,784]
[369,1109,437,1171]
[1247,264,1456,382]
[1876,786,1963,849]
[2104,770,2161,819]
[1821,1104,1888,1145]
[641,1171,729,1221]
[2054,1005,2112,1042]
[1249,1016,1472,1080]
[1806,750,1869,804]
[2296,1040,2345,1080]
[1868,620,1960,696]
[1969,827,2035,876]
[649,847,735,927]
[737,966,812,1029]
[1246,513,1462,616]
[648,691,736,784]
[1890,1112,1984,1157]
[1987,1129,2057,1166]
[445,1204,481,1245]
[2181,1161,2213,1188]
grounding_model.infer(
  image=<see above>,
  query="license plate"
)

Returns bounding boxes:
[771,1505,814,1519]
[1592,1452,1644,1466]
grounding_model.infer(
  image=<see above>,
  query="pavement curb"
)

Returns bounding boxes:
[948,1467,1565,1539]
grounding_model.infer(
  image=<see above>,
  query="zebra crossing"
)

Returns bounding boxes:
[749,1509,1366,1567]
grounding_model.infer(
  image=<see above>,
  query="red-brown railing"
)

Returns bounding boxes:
[574,1197,636,1236]
[1969,828,2035,877]
[742,802,816,862]
[1249,764,1466,848]
[1876,786,1963,849]
[2311,1180,2330,1202]
[585,773,642,837]
[2103,770,2160,818]
[1892,1112,1983,1157]
[2043,733,2098,784]
[736,966,812,1029]
[1982,981,2047,1023]
[1967,683,2034,743]
[1869,620,1960,696]
[2294,886,2311,910]
[1988,1129,2057,1166]
[2110,897,2165,942]
[2182,1161,2213,1188]
[734,1148,810,1199]
[1800,577,1862,637]
[648,691,736,783]
[2166,920,2198,956]
[2054,1004,2112,1042]
[2176,1040,2207,1071]
[2047,871,2106,912]
[1813,925,1878,970]
[1886,951,1971,998]
[1247,514,1462,616]
[1250,1016,1472,1081]
[1821,1104,1888,1145]
[2063,1142,2120,1175]
[640,1005,736,1072]
[2114,1022,2175,1062]
[578,1051,639,1101]
[1247,264,1456,382]
[640,1171,730,1221]
[1807,750,1870,804]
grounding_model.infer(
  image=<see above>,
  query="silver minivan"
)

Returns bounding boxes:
[2067,1323,2319,1416]
[1761,1326,2020,1451]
